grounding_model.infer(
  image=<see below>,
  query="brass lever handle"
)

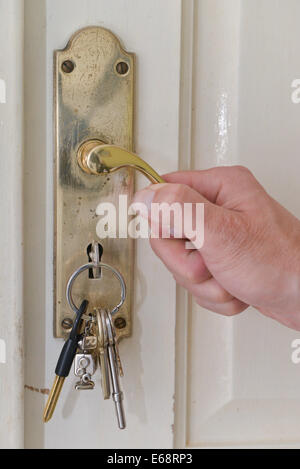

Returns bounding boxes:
[78,140,165,184]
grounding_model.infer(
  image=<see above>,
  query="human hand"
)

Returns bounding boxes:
[133,166,300,331]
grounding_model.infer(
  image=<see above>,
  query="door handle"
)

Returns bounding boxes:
[77,140,165,184]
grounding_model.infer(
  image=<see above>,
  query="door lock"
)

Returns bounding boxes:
[54,26,164,341]
[54,26,136,340]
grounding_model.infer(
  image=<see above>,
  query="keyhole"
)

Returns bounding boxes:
[87,242,103,279]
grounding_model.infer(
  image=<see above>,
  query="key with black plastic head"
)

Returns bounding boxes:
[43,300,89,423]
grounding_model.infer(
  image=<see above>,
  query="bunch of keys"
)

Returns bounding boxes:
[44,260,127,430]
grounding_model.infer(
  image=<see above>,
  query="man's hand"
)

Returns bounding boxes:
[133,166,300,331]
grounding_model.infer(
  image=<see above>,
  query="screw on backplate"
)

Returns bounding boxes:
[62,318,74,330]
[62,60,75,74]
[115,61,129,76]
[114,317,127,330]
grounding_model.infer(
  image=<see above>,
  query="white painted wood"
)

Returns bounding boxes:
[173,0,195,449]
[24,0,48,449]
[24,0,181,449]
[176,0,300,448]
[0,0,24,450]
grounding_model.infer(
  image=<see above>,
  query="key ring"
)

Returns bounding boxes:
[66,262,126,316]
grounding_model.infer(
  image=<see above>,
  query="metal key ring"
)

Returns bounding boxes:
[66,262,126,316]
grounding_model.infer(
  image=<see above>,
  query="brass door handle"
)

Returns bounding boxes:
[78,140,165,184]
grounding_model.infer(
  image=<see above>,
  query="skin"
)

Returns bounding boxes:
[133,166,300,331]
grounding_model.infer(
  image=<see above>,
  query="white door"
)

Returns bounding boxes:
[1,0,300,449]
[23,0,180,450]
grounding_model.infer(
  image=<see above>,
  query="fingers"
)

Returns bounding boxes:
[133,181,243,254]
[133,182,209,249]
[132,171,252,320]
[195,297,248,317]
[162,170,224,204]
[173,274,234,303]
[150,238,211,284]
[151,238,247,316]
[162,166,264,210]
[173,273,248,316]
[133,182,206,238]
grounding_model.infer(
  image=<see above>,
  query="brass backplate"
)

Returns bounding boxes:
[54,27,134,341]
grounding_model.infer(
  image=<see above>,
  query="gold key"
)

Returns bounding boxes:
[43,376,65,423]
[43,300,88,423]
[95,308,111,400]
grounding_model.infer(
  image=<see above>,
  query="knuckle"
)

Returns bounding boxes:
[184,269,200,285]
[215,165,253,179]
[195,297,210,310]
[233,165,253,177]
[225,310,239,317]
[184,261,207,284]
[222,165,256,187]
[214,289,233,304]
[225,301,246,316]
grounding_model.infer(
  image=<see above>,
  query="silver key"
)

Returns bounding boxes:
[105,311,126,429]
[95,308,111,400]
[107,311,124,377]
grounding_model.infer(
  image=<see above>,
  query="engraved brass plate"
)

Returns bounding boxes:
[54,27,134,340]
